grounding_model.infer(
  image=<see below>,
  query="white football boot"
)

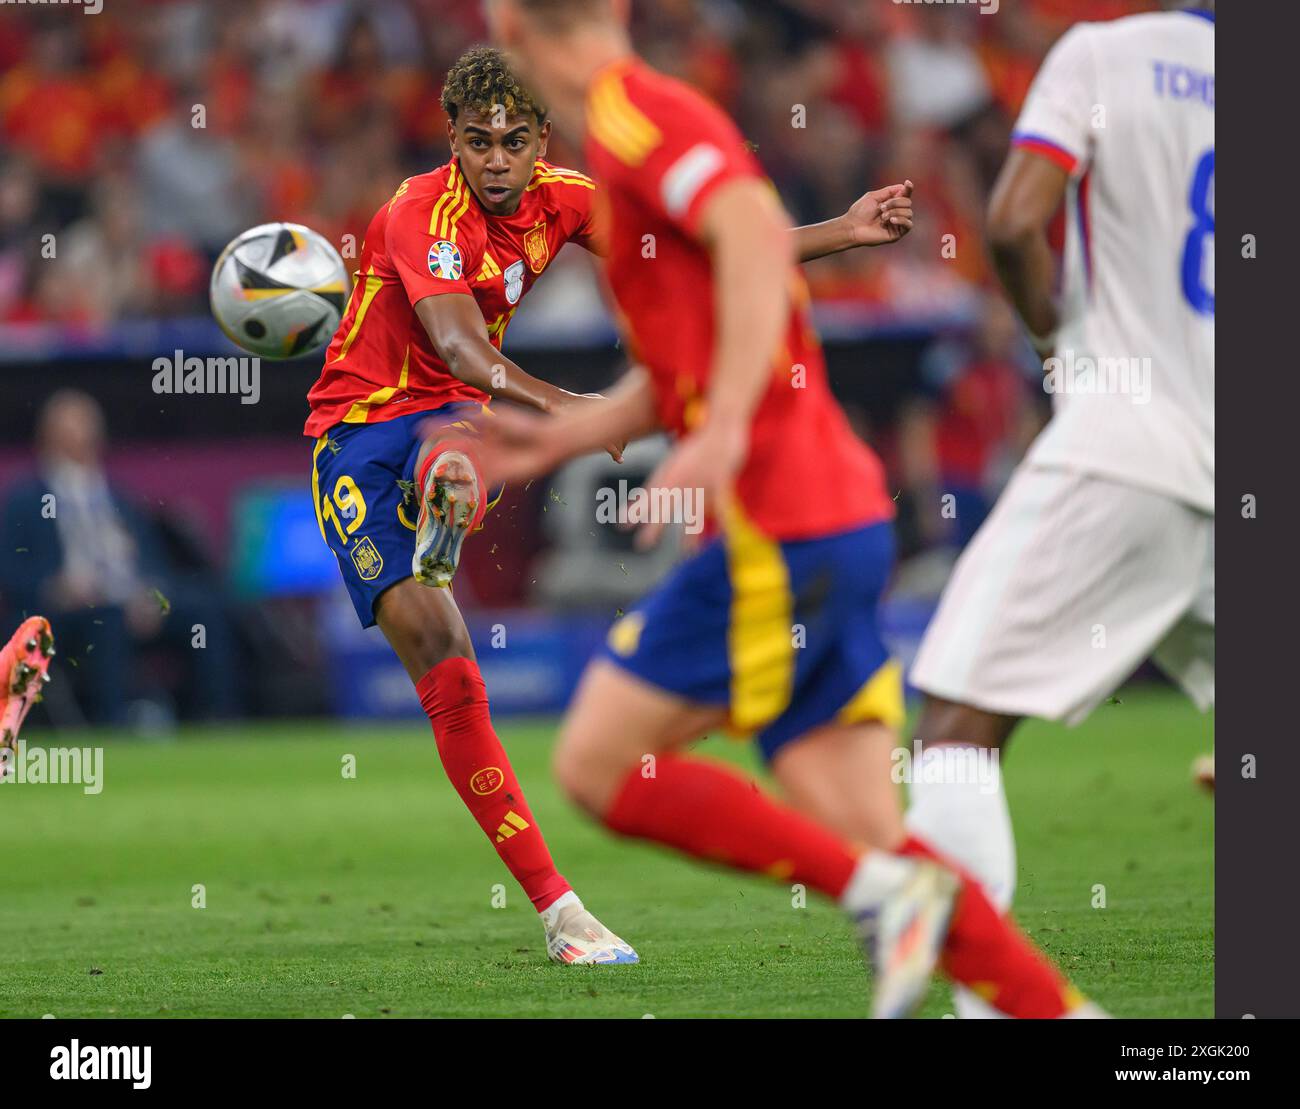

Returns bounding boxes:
[842,853,959,1018]
[541,892,639,966]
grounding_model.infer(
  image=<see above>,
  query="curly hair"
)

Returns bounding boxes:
[440,46,546,126]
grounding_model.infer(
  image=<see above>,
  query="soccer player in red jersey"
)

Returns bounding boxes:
[306,48,637,964]
[306,45,920,968]
[480,0,1099,1015]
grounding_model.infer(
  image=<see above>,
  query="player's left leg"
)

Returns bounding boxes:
[0,616,55,779]
[771,719,903,850]
[375,579,636,965]
[407,413,638,963]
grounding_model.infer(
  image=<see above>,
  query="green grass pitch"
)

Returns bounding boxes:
[0,685,1212,1018]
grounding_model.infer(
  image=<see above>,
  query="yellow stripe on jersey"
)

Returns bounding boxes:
[526,163,596,192]
[428,164,461,236]
[527,173,597,192]
[723,502,795,733]
[442,182,473,242]
[431,163,470,241]
[435,182,464,239]
[484,307,517,343]
[335,265,380,361]
[591,73,661,160]
[534,163,594,183]
[427,192,453,236]
[531,160,590,180]
[343,344,410,424]
[587,68,661,167]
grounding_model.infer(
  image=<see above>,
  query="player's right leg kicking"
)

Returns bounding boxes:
[412,435,486,589]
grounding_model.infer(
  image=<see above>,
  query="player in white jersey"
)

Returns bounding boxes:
[901,3,1215,1017]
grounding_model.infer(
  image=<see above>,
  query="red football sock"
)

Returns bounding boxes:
[603,753,859,899]
[417,658,571,912]
[899,834,1079,1018]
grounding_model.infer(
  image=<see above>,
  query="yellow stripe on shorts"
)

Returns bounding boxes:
[311,435,329,542]
[836,658,905,731]
[723,502,795,733]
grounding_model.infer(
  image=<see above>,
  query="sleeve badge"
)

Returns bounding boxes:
[428,240,464,281]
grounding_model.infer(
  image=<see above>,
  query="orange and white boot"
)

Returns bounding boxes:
[1,616,54,780]
[411,440,487,589]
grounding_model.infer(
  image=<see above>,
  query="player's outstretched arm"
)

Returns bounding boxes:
[987,148,1068,354]
[474,369,659,486]
[793,180,914,262]
[415,292,588,415]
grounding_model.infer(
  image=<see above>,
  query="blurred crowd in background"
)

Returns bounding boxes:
[0,0,1160,726]
[1,0,1154,324]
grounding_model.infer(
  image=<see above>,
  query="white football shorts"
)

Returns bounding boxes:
[910,465,1214,725]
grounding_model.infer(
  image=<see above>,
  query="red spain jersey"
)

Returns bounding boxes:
[304,158,598,437]
[583,58,893,540]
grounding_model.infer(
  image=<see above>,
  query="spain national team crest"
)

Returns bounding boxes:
[607,611,645,657]
[350,535,384,581]
[523,221,549,274]
[503,259,525,305]
[428,239,463,281]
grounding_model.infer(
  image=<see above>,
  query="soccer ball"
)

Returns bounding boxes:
[210,222,350,359]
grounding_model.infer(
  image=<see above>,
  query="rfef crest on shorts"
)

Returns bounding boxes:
[428,240,464,281]
[350,535,384,580]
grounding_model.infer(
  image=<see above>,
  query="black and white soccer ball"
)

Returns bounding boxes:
[210,222,350,359]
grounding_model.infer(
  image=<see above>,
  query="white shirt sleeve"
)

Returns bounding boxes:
[1011,24,1099,174]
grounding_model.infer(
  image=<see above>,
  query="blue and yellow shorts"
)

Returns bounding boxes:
[600,510,903,763]
[309,403,498,627]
